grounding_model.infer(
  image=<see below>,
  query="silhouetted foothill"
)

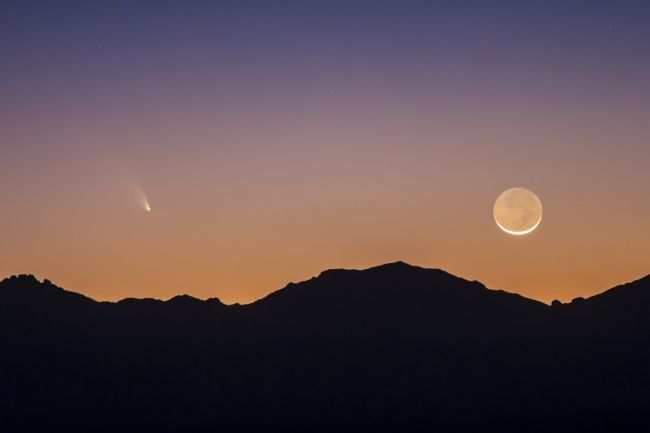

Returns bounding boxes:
[1,264,650,433]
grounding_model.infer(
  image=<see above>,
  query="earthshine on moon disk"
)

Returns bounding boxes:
[493,188,542,236]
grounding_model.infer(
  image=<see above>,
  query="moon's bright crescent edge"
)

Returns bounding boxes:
[494,215,542,236]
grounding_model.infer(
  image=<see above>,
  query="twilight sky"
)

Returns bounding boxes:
[1,0,649,304]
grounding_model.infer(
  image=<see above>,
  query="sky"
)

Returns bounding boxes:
[1,0,649,304]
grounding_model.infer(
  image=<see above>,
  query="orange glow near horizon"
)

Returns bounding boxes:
[1,125,649,306]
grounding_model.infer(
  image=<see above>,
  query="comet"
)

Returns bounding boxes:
[132,181,151,213]
[139,189,152,213]
[115,163,152,213]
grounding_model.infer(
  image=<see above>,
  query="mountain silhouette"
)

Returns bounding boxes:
[244,262,549,339]
[1,263,649,433]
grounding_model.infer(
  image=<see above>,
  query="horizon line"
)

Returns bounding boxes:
[2,261,649,308]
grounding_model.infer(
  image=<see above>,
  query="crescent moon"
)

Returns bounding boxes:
[494,217,541,236]
[493,187,543,236]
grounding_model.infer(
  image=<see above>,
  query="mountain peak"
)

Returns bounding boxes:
[168,294,202,304]
[0,274,90,300]
[316,261,426,279]
[1,274,40,286]
[373,261,419,269]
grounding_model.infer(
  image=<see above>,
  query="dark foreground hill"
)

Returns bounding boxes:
[1,262,649,433]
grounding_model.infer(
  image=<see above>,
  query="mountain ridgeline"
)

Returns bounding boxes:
[1,262,649,433]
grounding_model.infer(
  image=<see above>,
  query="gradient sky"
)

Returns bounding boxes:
[1,0,649,304]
